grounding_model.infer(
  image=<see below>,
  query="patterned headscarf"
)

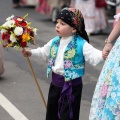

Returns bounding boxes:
[56,8,89,43]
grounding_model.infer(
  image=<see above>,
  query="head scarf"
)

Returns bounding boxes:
[56,8,89,43]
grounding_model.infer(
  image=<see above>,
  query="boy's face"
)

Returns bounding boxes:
[55,19,76,37]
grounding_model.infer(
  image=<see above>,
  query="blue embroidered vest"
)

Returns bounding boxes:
[47,35,86,82]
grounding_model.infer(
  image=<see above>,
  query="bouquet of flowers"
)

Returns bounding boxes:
[0,14,37,49]
[0,14,46,108]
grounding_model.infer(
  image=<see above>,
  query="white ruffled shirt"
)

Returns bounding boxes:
[31,36,103,75]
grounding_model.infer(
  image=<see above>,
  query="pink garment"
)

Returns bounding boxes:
[36,0,50,14]
[70,0,108,34]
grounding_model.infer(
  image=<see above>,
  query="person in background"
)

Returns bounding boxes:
[12,0,20,8]
[70,0,108,35]
[89,13,120,120]
[0,45,4,76]
[22,8,106,120]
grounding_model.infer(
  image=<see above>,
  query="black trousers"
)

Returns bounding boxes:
[46,82,83,120]
[12,0,20,4]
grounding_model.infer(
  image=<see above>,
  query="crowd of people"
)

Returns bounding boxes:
[1,0,120,120]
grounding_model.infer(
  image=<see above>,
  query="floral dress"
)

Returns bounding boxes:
[89,37,120,120]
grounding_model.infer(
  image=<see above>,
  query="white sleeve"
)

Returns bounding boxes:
[83,42,104,66]
[31,39,52,61]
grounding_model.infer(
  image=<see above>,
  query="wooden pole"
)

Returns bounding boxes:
[25,56,47,108]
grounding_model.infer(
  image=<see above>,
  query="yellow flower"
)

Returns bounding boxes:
[8,43,13,47]
[51,46,56,58]
[22,33,30,42]
[106,69,112,85]
[64,48,75,59]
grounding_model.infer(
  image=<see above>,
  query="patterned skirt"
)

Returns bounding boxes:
[89,37,120,120]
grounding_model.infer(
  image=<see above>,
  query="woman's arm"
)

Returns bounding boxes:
[103,17,120,56]
[107,18,120,43]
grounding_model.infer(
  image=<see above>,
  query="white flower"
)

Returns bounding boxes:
[2,22,9,28]
[10,34,16,42]
[2,20,15,28]
[14,27,23,36]
[17,18,23,21]
[1,29,7,34]
[6,15,14,21]
[7,20,15,28]
[33,28,37,35]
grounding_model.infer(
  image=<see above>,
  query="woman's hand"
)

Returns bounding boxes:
[102,43,113,60]
[22,48,32,57]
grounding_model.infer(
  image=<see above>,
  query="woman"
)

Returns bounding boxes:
[89,13,120,120]
[70,0,108,35]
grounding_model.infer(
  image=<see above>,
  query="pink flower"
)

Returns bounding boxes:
[100,83,108,98]
[64,60,72,69]
[49,58,53,66]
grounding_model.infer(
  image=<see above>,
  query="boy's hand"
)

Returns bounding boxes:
[22,48,32,57]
